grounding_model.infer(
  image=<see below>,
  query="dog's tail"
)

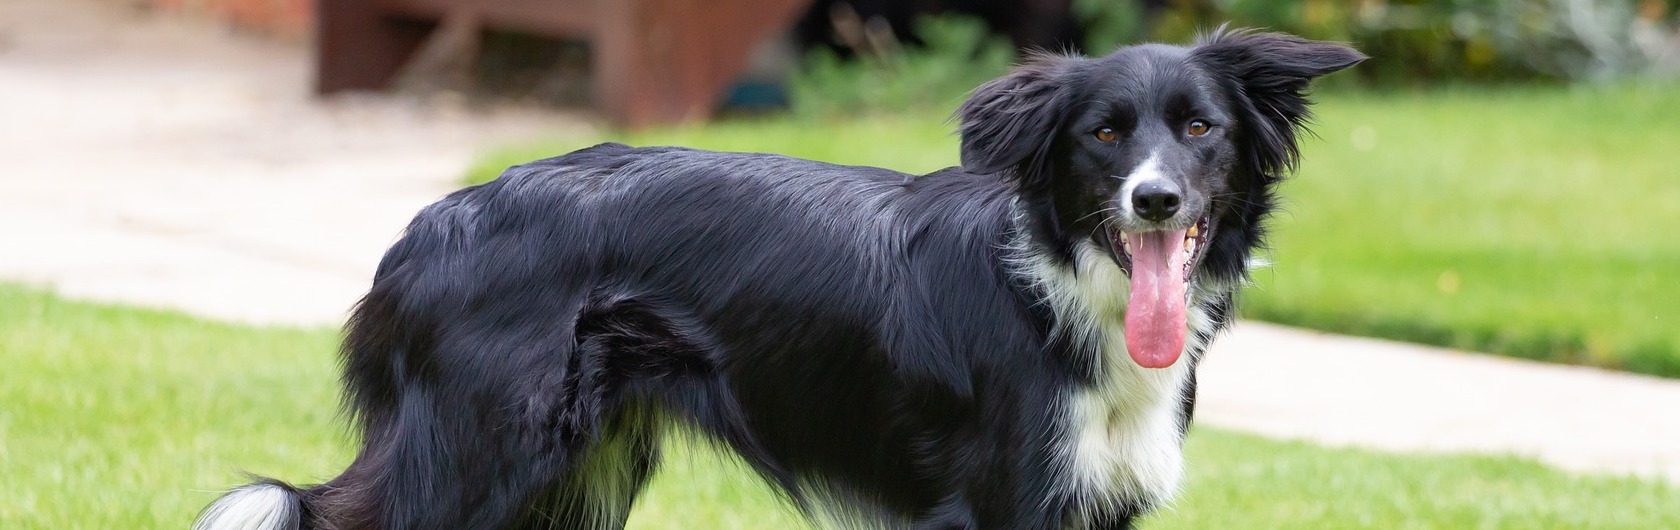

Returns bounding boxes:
[192,478,314,530]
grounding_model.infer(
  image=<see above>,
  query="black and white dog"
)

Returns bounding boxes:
[197,28,1361,530]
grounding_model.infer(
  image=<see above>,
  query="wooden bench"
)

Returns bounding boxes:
[316,0,810,128]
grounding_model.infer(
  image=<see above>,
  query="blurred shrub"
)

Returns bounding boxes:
[785,2,1676,114]
[1075,0,1150,52]
[1076,0,1680,84]
[788,16,1015,118]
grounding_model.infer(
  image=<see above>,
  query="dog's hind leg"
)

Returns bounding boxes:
[517,409,662,530]
[271,294,731,529]
[277,299,641,529]
[308,374,588,529]
[506,299,714,530]
[196,374,583,530]
[198,303,603,530]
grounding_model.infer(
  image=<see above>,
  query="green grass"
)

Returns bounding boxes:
[465,84,1680,377]
[1243,85,1680,377]
[4,284,1678,528]
[0,286,345,528]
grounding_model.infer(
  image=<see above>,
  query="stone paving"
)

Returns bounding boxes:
[0,0,588,325]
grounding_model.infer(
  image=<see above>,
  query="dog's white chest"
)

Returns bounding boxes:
[1027,243,1200,512]
[1062,359,1189,510]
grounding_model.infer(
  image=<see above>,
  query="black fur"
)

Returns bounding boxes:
[197,29,1361,530]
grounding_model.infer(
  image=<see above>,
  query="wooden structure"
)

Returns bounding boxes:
[317,0,810,128]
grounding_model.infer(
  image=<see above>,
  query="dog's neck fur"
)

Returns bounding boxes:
[1001,205,1220,520]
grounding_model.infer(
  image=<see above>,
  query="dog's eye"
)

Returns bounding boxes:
[1094,127,1118,143]
[1186,119,1212,137]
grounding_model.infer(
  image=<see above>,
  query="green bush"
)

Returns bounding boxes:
[785,2,1676,115]
[788,16,1015,118]
[1076,0,1679,84]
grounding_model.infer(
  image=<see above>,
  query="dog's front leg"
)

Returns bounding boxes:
[1085,513,1137,530]
[911,493,979,530]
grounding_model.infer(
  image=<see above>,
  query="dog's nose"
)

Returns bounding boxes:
[1131,181,1182,222]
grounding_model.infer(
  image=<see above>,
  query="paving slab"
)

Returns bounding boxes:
[1198,322,1680,482]
[3,0,1676,485]
[0,0,590,325]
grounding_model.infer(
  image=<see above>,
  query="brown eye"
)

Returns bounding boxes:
[1094,127,1118,143]
[1187,119,1212,137]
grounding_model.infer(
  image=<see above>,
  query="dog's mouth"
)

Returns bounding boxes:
[1107,216,1209,281]
[1102,216,1210,369]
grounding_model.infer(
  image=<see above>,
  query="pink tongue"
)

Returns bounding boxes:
[1124,229,1189,368]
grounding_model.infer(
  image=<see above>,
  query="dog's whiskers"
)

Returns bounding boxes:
[1071,206,1122,227]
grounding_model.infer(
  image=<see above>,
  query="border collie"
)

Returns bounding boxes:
[196,28,1361,530]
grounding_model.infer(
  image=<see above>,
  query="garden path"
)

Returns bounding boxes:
[4,0,1676,484]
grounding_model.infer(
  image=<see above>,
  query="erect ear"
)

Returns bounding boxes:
[957,53,1080,191]
[1192,28,1365,177]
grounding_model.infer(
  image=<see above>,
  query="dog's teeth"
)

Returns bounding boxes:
[1187,224,1199,238]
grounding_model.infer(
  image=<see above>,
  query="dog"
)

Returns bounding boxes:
[195,28,1361,530]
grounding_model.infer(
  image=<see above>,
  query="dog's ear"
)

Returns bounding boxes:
[957,54,1079,191]
[1192,28,1365,177]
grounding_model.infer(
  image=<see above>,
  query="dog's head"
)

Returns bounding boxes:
[959,28,1363,368]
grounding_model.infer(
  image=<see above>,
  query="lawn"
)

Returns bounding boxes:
[1243,85,1680,377]
[466,84,1680,378]
[4,285,1679,528]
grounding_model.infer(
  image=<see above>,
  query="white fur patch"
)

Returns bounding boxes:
[1117,152,1164,222]
[192,483,300,530]
[1007,230,1216,519]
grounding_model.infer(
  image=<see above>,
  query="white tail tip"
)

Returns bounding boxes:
[193,482,302,530]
